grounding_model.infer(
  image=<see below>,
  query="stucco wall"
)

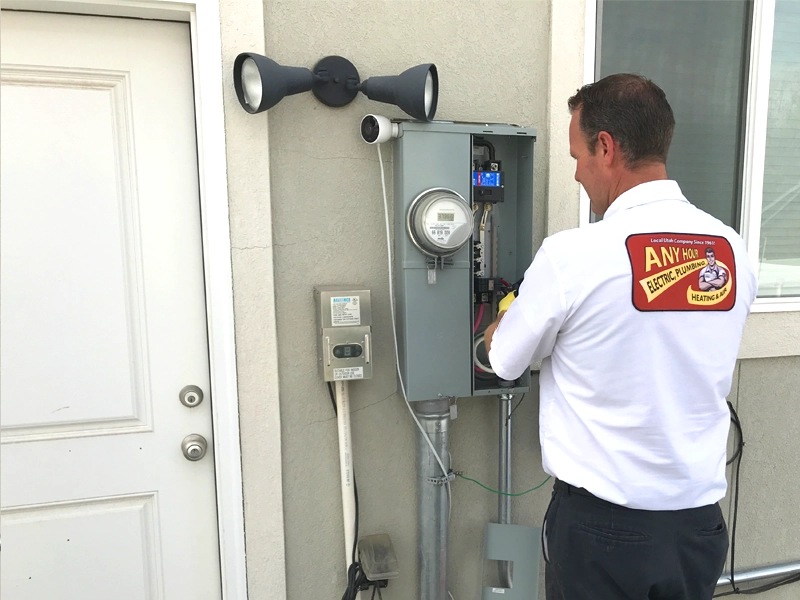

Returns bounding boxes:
[255,1,559,598]
[219,0,286,595]
[220,0,800,598]
[720,356,800,599]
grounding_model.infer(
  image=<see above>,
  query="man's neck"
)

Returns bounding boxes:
[608,163,669,206]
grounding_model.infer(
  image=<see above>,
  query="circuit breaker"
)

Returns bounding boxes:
[392,121,536,401]
[315,287,373,382]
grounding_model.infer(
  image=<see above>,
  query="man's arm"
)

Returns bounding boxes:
[487,245,567,380]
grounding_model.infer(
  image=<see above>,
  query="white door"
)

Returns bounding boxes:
[1,11,222,599]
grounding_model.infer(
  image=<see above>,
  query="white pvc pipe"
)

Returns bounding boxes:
[335,380,356,570]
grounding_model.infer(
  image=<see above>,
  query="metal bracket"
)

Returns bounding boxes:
[426,471,456,486]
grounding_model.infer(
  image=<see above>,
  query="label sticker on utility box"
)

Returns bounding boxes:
[334,367,364,381]
[331,296,361,326]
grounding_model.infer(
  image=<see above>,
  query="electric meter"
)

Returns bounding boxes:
[407,188,472,257]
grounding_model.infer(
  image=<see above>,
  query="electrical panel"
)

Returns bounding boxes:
[314,287,373,382]
[392,122,536,401]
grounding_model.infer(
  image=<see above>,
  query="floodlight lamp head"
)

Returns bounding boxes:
[360,63,438,121]
[233,53,314,114]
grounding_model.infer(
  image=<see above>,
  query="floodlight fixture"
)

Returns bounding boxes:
[233,53,439,121]
[359,64,439,122]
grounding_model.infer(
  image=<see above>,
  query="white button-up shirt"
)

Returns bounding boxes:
[489,180,757,510]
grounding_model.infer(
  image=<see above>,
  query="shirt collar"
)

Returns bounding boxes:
[602,180,689,220]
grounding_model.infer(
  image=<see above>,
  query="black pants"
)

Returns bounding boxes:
[543,480,728,600]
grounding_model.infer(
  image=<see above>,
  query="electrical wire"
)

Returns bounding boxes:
[727,401,744,594]
[456,473,551,496]
[376,143,452,521]
[473,303,486,334]
[328,382,338,416]
[473,333,495,374]
[726,401,743,466]
[506,393,526,424]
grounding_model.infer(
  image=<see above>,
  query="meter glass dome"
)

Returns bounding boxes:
[408,189,472,257]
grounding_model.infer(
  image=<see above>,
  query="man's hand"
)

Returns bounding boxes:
[486,292,516,354]
[484,312,505,354]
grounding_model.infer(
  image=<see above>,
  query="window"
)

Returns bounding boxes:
[590,0,800,303]
[757,0,800,297]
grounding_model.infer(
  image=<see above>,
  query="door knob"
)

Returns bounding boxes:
[182,434,208,461]
[179,385,204,408]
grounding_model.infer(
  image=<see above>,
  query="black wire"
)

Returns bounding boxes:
[506,393,526,424]
[352,473,359,565]
[473,138,496,160]
[728,401,744,594]
[341,562,368,600]
[328,382,338,416]
[728,422,743,594]
[727,401,744,465]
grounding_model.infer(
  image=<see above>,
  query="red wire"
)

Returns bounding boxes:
[473,303,486,334]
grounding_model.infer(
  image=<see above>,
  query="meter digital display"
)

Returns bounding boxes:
[437,212,455,221]
[332,343,363,359]
[473,171,502,187]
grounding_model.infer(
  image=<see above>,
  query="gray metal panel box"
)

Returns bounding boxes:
[392,122,536,401]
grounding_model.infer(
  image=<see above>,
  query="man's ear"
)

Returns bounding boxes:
[596,131,616,165]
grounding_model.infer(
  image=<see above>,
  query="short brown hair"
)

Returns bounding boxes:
[568,74,675,167]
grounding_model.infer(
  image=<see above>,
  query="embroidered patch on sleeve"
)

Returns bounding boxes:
[625,233,737,311]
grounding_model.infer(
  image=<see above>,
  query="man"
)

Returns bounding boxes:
[486,74,757,600]
[699,247,728,291]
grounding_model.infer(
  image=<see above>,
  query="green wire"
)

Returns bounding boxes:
[456,473,552,497]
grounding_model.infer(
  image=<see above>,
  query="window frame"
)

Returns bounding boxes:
[582,0,800,312]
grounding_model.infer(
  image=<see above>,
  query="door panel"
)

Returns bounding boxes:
[1,12,222,599]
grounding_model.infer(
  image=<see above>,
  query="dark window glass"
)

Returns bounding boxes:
[596,0,752,228]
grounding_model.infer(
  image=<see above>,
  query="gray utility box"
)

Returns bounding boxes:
[392,121,536,402]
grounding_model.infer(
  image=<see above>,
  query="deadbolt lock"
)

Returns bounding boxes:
[179,385,204,408]
[181,434,208,461]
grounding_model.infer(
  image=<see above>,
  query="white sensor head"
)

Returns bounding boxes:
[360,114,399,144]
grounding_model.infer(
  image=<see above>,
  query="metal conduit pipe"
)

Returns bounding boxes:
[414,398,451,600]
[498,393,513,587]
[716,561,800,588]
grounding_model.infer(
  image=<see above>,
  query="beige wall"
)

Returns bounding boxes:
[218,0,800,598]
[218,0,286,595]
[721,356,800,599]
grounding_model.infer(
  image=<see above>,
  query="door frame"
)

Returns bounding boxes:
[2,1,253,597]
